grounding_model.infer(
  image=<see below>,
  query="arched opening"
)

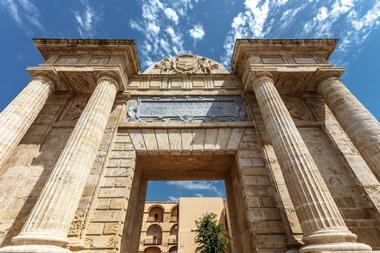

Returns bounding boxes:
[122,154,250,253]
[144,246,161,253]
[145,224,162,245]
[170,205,178,222]
[168,224,178,244]
[148,205,164,222]
[169,246,178,253]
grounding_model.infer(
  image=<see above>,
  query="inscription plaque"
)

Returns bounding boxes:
[126,96,248,122]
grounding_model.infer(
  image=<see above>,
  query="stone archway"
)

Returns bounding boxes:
[117,126,266,253]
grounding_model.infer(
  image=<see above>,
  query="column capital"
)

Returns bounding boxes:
[317,76,341,91]
[96,72,120,90]
[31,72,57,90]
[247,71,274,91]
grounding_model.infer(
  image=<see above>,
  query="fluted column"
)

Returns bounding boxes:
[251,74,371,252]
[0,76,54,168]
[319,77,380,181]
[0,76,118,253]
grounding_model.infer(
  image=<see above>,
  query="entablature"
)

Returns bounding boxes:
[231,38,344,94]
[31,38,140,91]
[127,73,243,91]
[27,65,127,94]
[243,66,344,94]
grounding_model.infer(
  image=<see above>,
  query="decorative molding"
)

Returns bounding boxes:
[27,66,128,94]
[125,96,249,123]
[128,75,242,90]
[244,67,344,94]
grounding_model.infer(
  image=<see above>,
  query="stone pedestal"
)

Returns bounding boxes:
[0,76,118,253]
[0,76,54,168]
[319,77,380,181]
[251,74,371,252]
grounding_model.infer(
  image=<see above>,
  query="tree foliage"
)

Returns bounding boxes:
[194,212,229,253]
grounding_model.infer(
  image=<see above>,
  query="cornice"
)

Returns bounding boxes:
[231,38,338,73]
[33,38,140,76]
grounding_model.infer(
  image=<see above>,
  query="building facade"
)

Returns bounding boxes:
[138,201,178,253]
[0,38,379,253]
[138,197,227,253]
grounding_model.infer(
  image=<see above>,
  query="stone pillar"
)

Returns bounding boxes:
[0,76,54,168]
[319,77,380,181]
[250,74,371,252]
[0,76,118,253]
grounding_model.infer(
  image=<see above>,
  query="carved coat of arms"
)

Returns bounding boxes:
[155,55,216,74]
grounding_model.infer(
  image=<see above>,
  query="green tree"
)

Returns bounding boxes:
[194,212,229,253]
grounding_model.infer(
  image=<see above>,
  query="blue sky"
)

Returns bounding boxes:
[1,0,379,200]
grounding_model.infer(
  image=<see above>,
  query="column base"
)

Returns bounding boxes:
[300,242,372,253]
[300,229,372,252]
[0,245,70,253]
[0,232,71,253]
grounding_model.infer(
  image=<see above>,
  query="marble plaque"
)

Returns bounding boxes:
[126,96,248,122]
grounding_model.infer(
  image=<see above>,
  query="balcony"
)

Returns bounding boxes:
[168,238,177,245]
[146,217,155,222]
[144,238,162,245]
[146,217,163,222]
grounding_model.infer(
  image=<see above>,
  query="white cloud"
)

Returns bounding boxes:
[189,24,205,40]
[222,0,270,66]
[194,193,204,197]
[0,0,43,33]
[222,0,380,67]
[129,0,198,69]
[147,22,160,34]
[74,0,98,37]
[164,7,179,24]
[169,196,179,201]
[330,0,354,18]
[316,6,329,22]
[167,181,222,195]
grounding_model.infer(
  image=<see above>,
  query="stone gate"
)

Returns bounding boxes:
[0,38,380,253]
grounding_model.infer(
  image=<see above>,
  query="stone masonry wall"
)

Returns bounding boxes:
[0,91,72,246]
[303,93,380,250]
[73,122,290,252]
[76,126,136,253]
[234,127,289,252]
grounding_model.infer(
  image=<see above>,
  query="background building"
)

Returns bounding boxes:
[139,201,178,253]
[139,198,228,253]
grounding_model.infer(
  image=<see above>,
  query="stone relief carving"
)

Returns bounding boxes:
[126,96,248,123]
[276,72,310,94]
[283,97,314,121]
[62,72,97,94]
[61,95,89,121]
[150,55,222,74]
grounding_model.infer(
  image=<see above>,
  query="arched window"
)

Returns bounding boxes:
[145,224,162,245]
[144,246,161,253]
[148,206,164,222]
[168,224,178,244]
[170,205,178,222]
[170,224,178,236]
[169,246,178,253]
